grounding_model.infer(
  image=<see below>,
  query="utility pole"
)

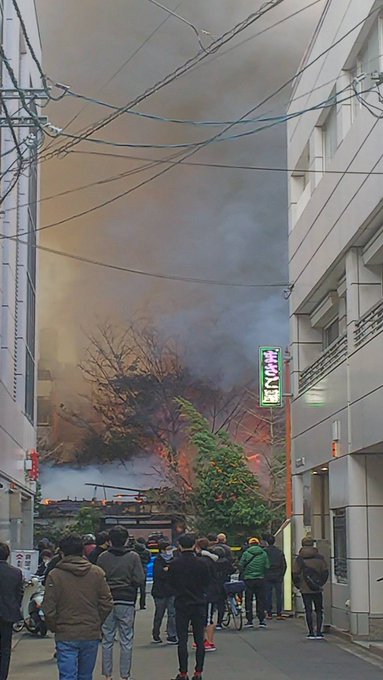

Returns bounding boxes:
[284,349,292,519]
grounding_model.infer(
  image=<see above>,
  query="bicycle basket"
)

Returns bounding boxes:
[224,580,245,595]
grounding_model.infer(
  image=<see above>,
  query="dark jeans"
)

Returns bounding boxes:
[153,596,176,639]
[139,578,147,609]
[302,592,323,635]
[0,619,13,680]
[175,603,205,675]
[56,640,99,680]
[265,579,283,616]
[245,578,266,624]
[216,595,226,626]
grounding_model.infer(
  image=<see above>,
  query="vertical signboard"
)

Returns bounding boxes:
[259,346,283,407]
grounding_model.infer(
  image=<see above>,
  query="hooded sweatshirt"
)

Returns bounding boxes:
[199,550,220,603]
[97,546,145,604]
[293,546,329,594]
[239,545,270,580]
[42,555,113,641]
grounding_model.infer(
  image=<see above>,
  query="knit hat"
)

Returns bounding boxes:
[302,536,314,547]
[248,537,260,545]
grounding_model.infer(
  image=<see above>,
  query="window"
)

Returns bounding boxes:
[333,508,348,583]
[37,396,52,426]
[359,20,382,90]
[323,102,337,164]
[323,317,339,350]
[351,19,383,116]
[25,112,38,424]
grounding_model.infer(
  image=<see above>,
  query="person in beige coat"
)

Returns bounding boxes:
[43,533,113,680]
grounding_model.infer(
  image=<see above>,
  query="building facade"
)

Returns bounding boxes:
[0,0,42,548]
[288,0,383,638]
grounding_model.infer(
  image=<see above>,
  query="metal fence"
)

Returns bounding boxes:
[354,299,383,348]
[299,335,347,393]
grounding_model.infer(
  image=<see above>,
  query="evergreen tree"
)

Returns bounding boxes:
[178,399,272,541]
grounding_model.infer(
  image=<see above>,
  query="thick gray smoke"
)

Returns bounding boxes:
[36,0,323,384]
[40,458,165,500]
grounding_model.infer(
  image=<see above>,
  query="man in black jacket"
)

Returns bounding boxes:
[151,541,177,644]
[88,531,110,565]
[263,535,287,619]
[134,537,152,610]
[168,534,210,680]
[0,543,23,680]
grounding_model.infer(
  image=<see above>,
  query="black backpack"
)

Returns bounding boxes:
[298,556,327,592]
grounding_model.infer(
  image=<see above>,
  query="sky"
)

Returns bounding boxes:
[35,0,324,389]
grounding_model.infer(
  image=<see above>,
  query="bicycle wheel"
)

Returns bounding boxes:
[228,596,243,630]
[221,601,231,628]
[233,607,243,630]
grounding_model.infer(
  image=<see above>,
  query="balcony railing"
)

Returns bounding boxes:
[354,299,383,348]
[299,335,347,393]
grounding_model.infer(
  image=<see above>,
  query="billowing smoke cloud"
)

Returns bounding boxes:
[36,0,323,383]
[40,458,165,499]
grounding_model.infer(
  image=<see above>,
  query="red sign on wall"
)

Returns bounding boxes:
[28,449,39,481]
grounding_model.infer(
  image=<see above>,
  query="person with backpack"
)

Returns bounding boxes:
[293,536,329,639]
[263,535,287,619]
[239,537,270,628]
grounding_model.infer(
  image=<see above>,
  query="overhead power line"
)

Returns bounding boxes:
[3,232,290,288]
[10,0,49,96]
[145,0,214,52]
[70,149,383,176]
[15,5,381,239]
[42,0,186,156]
[42,0,288,161]
[47,88,362,151]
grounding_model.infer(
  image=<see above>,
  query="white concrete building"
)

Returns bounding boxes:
[288,0,383,638]
[0,0,42,547]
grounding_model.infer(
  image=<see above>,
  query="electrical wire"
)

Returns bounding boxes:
[42,0,186,156]
[7,5,382,242]
[2,232,290,288]
[145,0,214,52]
[64,85,345,128]
[49,88,359,151]
[354,85,383,119]
[184,0,326,78]
[10,0,49,95]
[42,0,289,161]
[42,3,381,169]
[0,45,51,136]
[7,82,374,239]
[10,91,357,238]
[62,50,383,132]
[0,93,24,162]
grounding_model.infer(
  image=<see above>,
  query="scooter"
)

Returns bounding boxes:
[13,576,47,636]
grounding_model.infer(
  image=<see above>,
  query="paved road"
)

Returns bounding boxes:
[9,604,383,679]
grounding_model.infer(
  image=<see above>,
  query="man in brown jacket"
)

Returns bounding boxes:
[42,533,113,680]
[293,536,329,639]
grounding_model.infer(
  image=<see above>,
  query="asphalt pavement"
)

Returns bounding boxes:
[9,602,383,679]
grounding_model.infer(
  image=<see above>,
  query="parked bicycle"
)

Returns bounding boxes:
[221,580,245,630]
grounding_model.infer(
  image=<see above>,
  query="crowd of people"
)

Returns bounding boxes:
[0,529,329,680]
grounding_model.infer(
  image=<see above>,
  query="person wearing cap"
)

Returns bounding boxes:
[216,533,234,564]
[293,536,329,640]
[239,537,270,628]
